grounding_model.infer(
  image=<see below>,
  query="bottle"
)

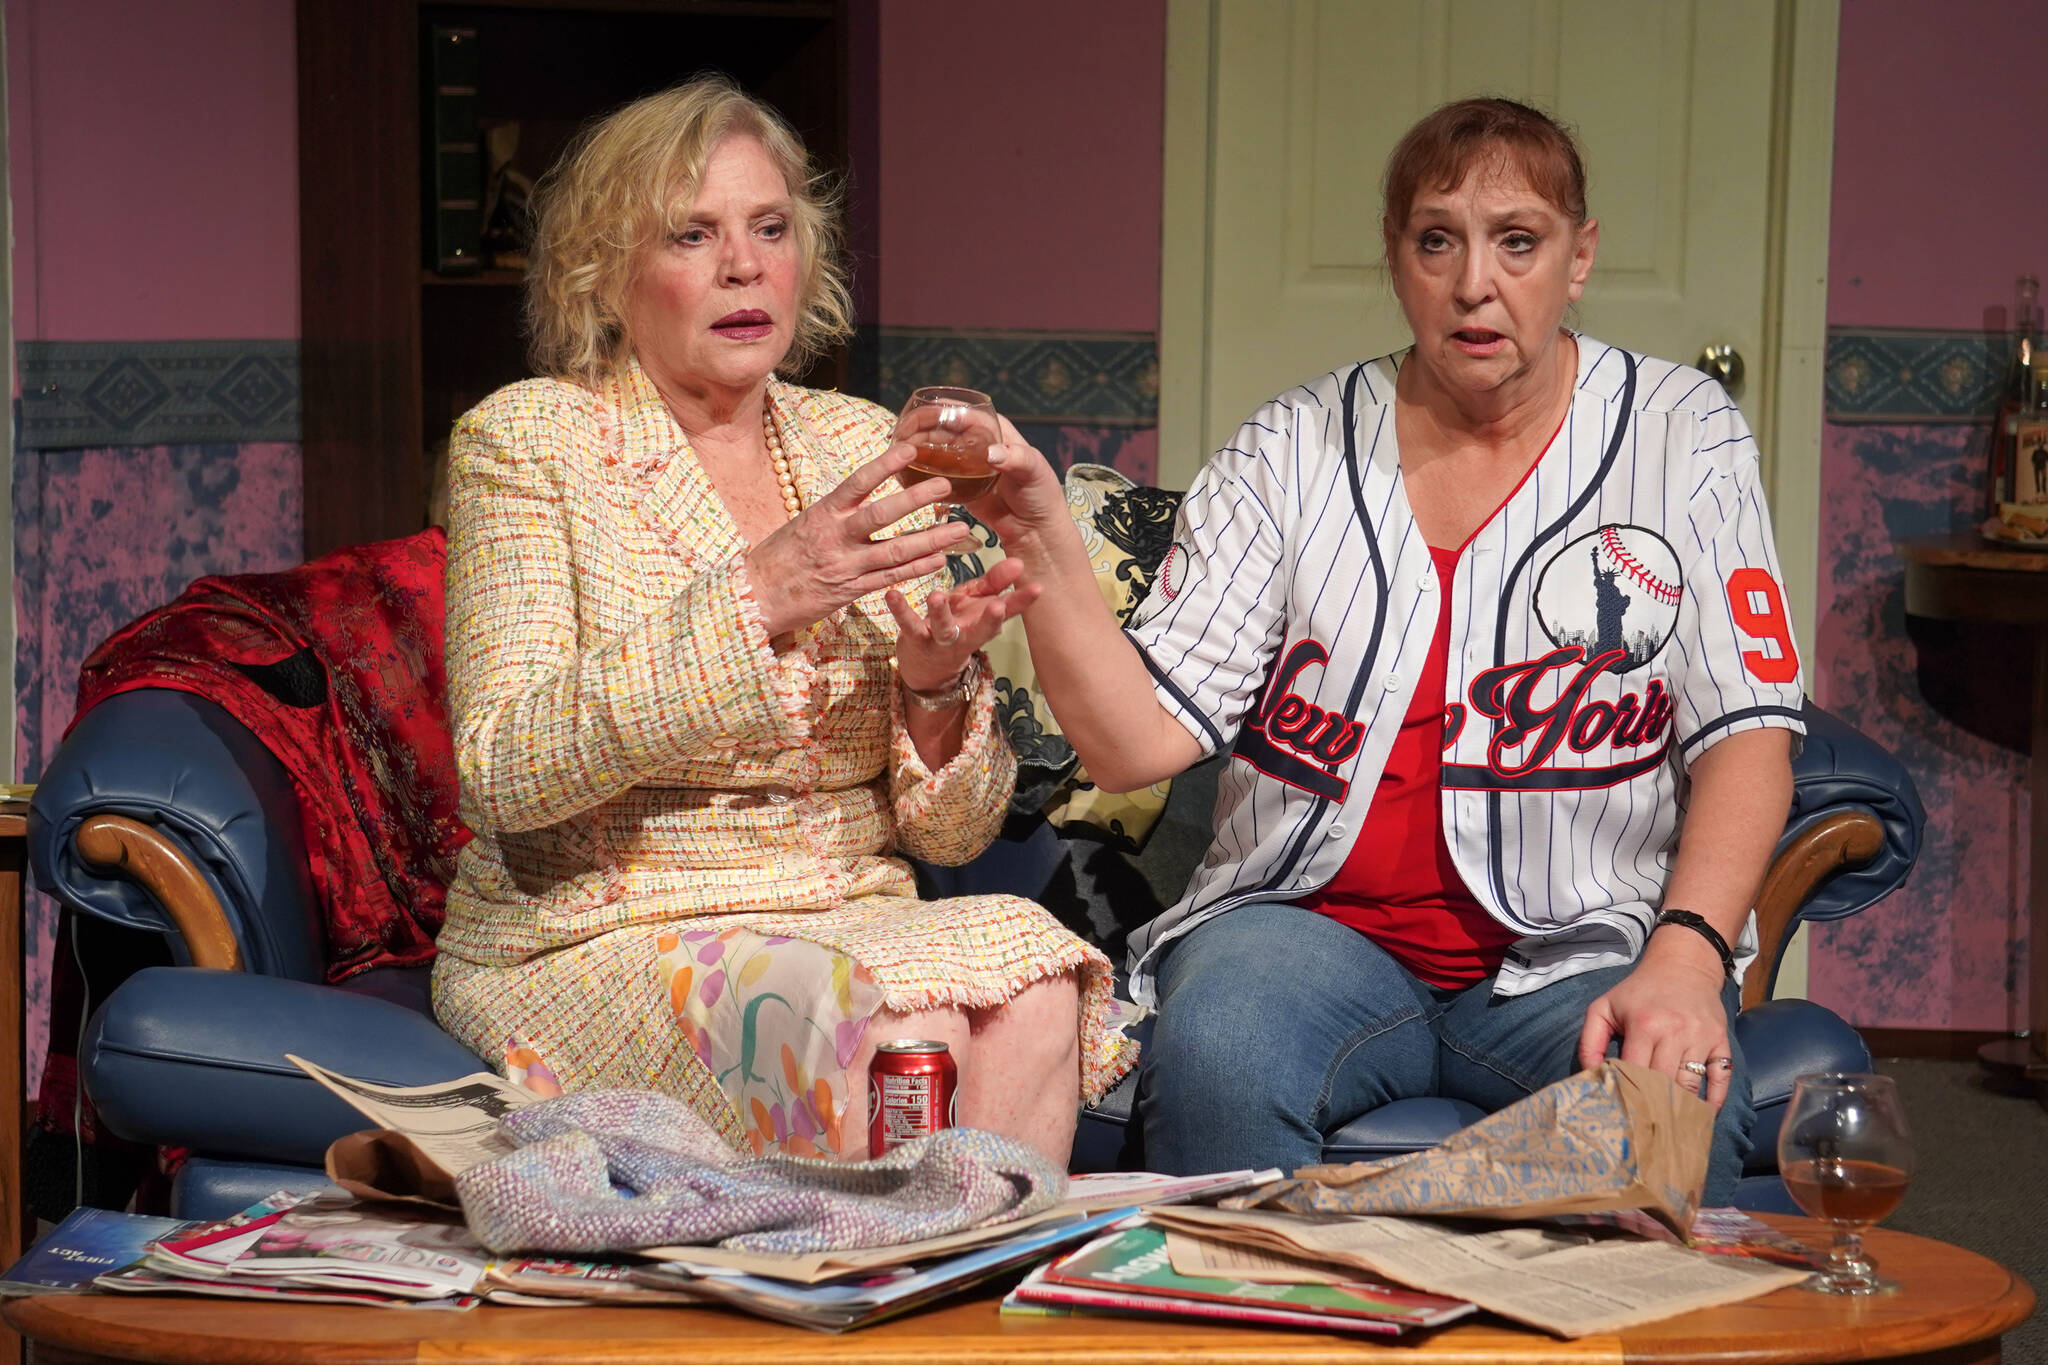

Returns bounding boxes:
[1990,275,2041,518]
[2019,355,2048,519]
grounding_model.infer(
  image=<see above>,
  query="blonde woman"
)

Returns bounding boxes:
[431,77,1134,1165]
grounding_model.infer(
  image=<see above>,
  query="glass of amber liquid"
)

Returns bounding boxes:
[895,386,1000,506]
[1777,1072,1914,1294]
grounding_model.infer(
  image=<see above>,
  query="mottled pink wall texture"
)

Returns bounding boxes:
[1808,0,2048,1033]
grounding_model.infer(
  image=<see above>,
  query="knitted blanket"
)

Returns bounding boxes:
[454,1089,1065,1255]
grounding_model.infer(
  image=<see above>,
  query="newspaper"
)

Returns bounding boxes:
[288,1055,537,1181]
[1056,1169,1282,1214]
[1163,1228,1353,1285]
[1146,1205,1807,1337]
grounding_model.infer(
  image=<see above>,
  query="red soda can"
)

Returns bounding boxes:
[867,1039,958,1154]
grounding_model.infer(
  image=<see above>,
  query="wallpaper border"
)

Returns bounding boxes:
[18,340,301,449]
[1825,326,2010,424]
[872,327,1158,426]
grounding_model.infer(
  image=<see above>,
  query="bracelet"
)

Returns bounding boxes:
[1653,909,1736,979]
[900,654,983,713]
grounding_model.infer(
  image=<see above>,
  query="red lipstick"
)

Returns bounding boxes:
[713,309,773,341]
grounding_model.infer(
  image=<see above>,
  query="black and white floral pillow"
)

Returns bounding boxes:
[944,465,1184,851]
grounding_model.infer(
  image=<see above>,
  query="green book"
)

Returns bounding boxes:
[1021,1224,1474,1334]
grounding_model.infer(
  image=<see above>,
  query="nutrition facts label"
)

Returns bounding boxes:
[877,1074,934,1143]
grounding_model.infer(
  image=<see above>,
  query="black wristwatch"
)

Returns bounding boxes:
[1653,908,1736,979]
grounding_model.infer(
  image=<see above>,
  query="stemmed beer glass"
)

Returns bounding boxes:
[1775,1072,1914,1294]
[894,386,1001,507]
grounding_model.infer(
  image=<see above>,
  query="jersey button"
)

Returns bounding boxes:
[1382,672,1402,692]
[1327,822,1347,839]
[1419,569,1437,592]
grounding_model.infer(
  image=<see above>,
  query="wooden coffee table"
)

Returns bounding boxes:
[4,1218,2032,1364]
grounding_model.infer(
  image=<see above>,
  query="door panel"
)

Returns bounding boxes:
[1192,0,1775,473]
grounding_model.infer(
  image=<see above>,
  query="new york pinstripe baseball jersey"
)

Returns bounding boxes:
[1123,336,1806,1006]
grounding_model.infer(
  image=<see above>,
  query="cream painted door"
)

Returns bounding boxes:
[1178,0,1775,468]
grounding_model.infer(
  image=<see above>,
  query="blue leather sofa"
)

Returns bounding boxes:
[30,676,1920,1222]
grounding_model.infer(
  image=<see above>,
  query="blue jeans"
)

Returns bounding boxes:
[1137,902,1754,1204]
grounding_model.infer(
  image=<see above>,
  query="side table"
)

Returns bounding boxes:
[0,808,29,1365]
[1899,535,2048,1102]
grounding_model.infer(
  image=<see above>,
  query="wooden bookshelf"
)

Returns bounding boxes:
[297,0,855,559]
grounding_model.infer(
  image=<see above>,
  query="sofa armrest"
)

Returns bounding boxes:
[84,966,485,1166]
[28,690,325,981]
[69,815,242,969]
[1780,701,1924,923]
[1747,808,1885,1009]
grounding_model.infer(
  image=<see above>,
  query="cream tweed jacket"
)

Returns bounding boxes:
[431,360,1133,1119]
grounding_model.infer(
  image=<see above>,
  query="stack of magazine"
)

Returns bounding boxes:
[1003,1223,1474,1338]
[0,1171,1288,1326]
[79,1191,490,1308]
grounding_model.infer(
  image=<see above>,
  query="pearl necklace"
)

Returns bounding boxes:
[764,401,801,515]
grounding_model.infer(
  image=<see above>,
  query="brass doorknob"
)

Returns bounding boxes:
[1697,343,1745,394]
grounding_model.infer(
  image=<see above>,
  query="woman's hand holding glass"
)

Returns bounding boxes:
[744,441,972,641]
[959,415,1077,551]
[882,398,1048,708]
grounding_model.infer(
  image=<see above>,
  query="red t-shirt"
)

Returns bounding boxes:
[1306,544,1517,988]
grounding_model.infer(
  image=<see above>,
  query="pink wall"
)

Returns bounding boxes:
[6,0,299,342]
[1808,0,2048,1034]
[2,0,1167,343]
[875,0,1165,333]
[1828,0,2046,329]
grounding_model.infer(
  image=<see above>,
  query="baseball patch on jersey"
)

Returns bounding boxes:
[1533,524,1683,675]
[1157,543,1185,601]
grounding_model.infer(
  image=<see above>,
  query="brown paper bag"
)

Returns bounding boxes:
[1227,1058,1713,1234]
[324,1128,464,1211]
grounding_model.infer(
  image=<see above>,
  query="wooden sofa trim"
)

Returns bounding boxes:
[1745,807,1885,1010]
[74,815,242,971]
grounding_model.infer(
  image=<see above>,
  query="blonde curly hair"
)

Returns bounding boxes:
[524,76,853,385]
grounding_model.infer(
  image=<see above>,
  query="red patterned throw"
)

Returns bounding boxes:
[71,527,471,979]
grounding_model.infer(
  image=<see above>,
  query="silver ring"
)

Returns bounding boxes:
[1680,1060,1709,1077]
[934,626,961,645]
[1710,1056,1734,1070]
